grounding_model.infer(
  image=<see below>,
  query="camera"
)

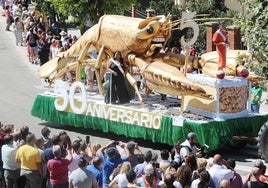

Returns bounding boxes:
[114,141,120,145]
[200,144,209,152]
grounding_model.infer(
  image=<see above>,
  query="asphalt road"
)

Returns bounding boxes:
[1,8,268,180]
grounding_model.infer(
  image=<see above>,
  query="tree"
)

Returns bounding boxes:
[235,0,268,78]
[39,0,136,33]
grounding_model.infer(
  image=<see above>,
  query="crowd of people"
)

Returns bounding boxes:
[2,0,79,66]
[0,122,268,188]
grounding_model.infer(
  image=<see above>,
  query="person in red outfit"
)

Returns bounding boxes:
[47,145,73,188]
[212,22,228,70]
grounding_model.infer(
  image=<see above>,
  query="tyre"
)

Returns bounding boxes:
[257,120,268,162]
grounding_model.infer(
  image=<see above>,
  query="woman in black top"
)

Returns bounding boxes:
[105,51,130,104]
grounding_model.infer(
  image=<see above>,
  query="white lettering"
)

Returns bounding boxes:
[54,81,162,129]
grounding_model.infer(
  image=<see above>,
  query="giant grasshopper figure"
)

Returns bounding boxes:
[38,14,262,104]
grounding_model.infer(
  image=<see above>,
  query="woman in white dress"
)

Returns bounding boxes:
[13,16,23,46]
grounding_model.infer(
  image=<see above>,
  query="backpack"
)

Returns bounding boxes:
[28,33,37,46]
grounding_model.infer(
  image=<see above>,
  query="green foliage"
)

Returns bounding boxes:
[234,0,268,78]
[39,0,136,32]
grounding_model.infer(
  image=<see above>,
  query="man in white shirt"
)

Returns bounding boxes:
[1,134,21,188]
[208,154,234,188]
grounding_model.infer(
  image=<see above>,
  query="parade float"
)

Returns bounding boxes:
[31,13,268,159]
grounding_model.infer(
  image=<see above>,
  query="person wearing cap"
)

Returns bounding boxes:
[180,132,201,161]
[96,140,131,188]
[59,30,68,47]
[41,126,52,149]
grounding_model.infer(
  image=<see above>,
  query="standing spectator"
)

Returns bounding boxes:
[242,167,267,188]
[26,27,39,64]
[180,132,202,162]
[159,149,170,170]
[126,141,143,168]
[13,16,23,46]
[85,65,95,91]
[226,158,243,188]
[126,170,140,188]
[109,161,132,188]
[97,141,131,187]
[44,135,65,188]
[50,39,58,59]
[69,157,97,188]
[208,154,234,188]
[15,134,43,188]
[86,157,103,188]
[134,150,152,178]
[132,66,141,90]
[41,127,52,149]
[5,5,12,31]
[37,32,50,66]
[2,134,21,188]
[68,140,83,176]
[47,145,72,188]
[197,171,212,188]
[136,164,160,187]
[173,165,192,188]
[35,137,47,188]
[251,82,262,113]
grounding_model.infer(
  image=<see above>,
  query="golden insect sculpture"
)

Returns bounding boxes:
[38,14,263,104]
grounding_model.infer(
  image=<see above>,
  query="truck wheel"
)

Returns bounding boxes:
[257,120,268,162]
